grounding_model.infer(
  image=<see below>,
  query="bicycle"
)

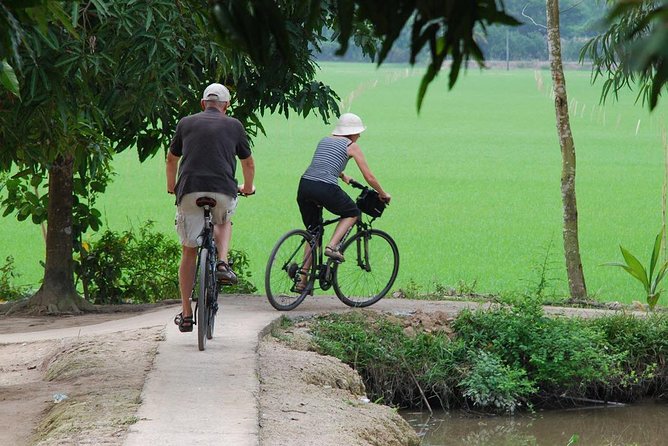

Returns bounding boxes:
[189,196,220,351]
[265,180,399,311]
[189,191,253,350]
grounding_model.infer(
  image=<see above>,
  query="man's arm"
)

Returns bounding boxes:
[239,155,255,195]
[166,151,180,194]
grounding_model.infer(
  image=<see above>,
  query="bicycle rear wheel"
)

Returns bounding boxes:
[333,229,399,307]
[197,247,210,351]
[265,229,315,311]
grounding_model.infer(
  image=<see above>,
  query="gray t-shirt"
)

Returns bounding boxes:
[169,107,251,203]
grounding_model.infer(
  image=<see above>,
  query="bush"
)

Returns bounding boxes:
[452,298,623,392]
[311,312,466,409]
[76,221,256,304]
[0,255,30,301]
[76,222,179,304]
[589,314,668,400]
[227,248,257,294]
[460,351,536,413]
[307,297,668,414]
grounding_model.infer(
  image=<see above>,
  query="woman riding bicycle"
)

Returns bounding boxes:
[296,113,391,289]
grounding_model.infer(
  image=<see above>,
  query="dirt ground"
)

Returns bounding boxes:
[0,304,421,446]
[0,320,163,446]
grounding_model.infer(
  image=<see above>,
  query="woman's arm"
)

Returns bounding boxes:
[339,172,352,184]
[347,143,391,202]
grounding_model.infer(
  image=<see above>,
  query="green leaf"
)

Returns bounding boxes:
[649,228,664,281]
[651,262,668,295]
[620,246,650,290]
[30,174,42,187]
[417,64,438,112]
[145,8,153,31]
[0,61,20,97]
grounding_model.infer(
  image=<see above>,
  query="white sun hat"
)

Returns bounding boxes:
[332,113,366,136]
[202,83,231,102]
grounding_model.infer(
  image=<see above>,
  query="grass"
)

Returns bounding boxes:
[1,62,666,304]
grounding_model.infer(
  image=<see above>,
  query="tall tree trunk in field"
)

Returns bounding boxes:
[546,0,587,300]
[24,154,93,314]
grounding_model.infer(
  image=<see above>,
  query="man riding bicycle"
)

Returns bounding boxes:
[166,83,255,332]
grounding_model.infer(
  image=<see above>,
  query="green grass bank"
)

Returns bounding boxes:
[1,63,666,304]
[287,302,668,413]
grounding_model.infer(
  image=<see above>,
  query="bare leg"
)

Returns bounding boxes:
[328,216,357,249]
[179,245,197,317]
[297,238,318,289]
[214,220,232,263]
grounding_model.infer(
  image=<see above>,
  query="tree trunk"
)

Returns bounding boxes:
[26,154,94,314]
[546,0,587,300]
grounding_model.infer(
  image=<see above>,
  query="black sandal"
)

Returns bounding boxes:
[174,312,194,332]
[216,261,238,284]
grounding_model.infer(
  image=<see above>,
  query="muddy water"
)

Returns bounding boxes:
[403,402,668,446]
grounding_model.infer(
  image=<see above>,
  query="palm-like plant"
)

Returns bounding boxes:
[606,229,668,310]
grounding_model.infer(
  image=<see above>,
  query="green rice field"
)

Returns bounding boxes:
[2,62,667,303]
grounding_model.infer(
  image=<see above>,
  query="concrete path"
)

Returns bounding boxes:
[3,295,617,445]
[124,299,278,446]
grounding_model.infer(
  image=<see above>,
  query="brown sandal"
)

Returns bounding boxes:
[324,246,344,262]
[294,269,312,295]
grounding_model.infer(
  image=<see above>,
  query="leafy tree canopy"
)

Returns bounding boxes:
[583,0,667,110]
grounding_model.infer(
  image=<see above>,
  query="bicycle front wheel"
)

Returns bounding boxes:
[206,260,218,341]
[197,247,211,351]
[265,229,314,311]
[333,229,399,307]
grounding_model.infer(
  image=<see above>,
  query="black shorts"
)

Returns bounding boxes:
[297,178,360,231]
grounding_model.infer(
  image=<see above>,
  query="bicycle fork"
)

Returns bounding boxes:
[355,231,372,272]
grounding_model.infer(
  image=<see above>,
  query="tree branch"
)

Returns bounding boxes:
[522,4,547,29]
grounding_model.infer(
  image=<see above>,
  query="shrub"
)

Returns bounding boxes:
[0,255,30,301]
[76,221,255,304]
[460,350,536,413]
[227,248,257,294]
[452,298,623,392]
[311,312,465,409]
[308,298,655,413]
[589,313,668,400]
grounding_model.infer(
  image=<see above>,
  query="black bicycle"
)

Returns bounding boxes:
[190,196,220,351]
[265,180,399,311]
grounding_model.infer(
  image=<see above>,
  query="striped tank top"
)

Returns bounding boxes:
[302,137,350,185]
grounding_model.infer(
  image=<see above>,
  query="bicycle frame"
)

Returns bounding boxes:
[301,215,376,290]
[190,205,217,311]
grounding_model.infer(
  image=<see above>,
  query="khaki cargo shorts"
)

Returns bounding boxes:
[175,192,237,247]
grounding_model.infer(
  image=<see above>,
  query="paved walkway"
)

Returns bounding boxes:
[0,295,622,445]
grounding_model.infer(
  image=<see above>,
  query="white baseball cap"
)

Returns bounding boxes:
[332,113,366,136]
[202,83,231,102]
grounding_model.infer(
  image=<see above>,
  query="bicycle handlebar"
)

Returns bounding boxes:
[238,188,256,197]
[348,179,366,190]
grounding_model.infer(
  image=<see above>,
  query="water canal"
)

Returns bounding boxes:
[403,401,668,445]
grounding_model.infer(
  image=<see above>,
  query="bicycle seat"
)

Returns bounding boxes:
[195,197,217,208]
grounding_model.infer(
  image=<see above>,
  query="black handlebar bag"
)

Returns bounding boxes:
[356,189,386,218]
